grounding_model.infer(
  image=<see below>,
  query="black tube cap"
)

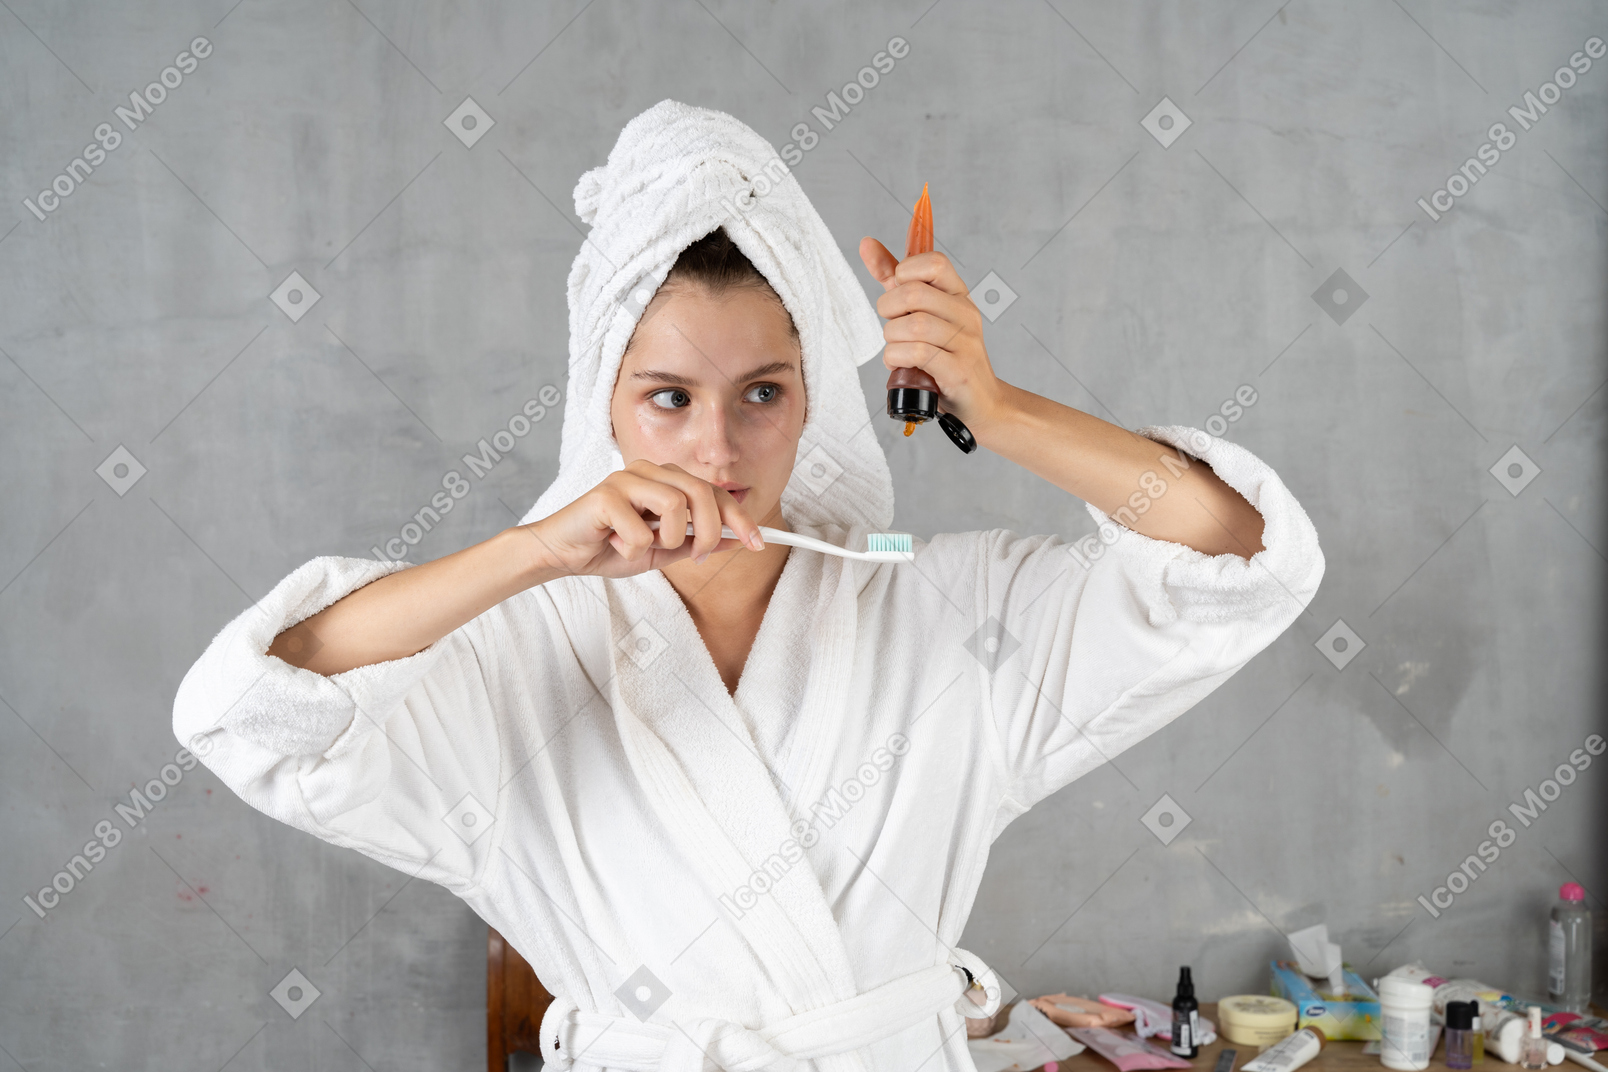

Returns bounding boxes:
[938,412,977,453]
[887,388,976,453]
[887,386,938,422]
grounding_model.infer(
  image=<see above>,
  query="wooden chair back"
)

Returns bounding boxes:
[487,926,554,1071]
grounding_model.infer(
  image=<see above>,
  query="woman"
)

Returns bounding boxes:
[174,100,1323,1071]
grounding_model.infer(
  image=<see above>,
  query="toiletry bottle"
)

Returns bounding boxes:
[885,184,976,453]
[1445,1001,1474,1070]
[1171,966,1200,1058]
[1379,975,1434,1071]
[1548,882,1593,1013]
[1469,1001,1483,1064]
[1519,1007,1548,1071]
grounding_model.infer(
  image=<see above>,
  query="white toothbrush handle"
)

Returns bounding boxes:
[752,526,862,559]
[646,521,871,560]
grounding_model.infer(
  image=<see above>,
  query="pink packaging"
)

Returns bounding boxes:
[1067,1027,1193,1071]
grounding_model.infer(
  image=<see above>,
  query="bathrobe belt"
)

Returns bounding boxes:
[539,947,1002,1071]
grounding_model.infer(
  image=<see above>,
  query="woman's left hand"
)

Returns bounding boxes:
[859,238,1007,432]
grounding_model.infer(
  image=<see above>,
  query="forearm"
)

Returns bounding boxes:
[267,527,556,677]
[970,383,1266,559]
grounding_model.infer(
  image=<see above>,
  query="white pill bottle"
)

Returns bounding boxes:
[1379,975,1434,1071]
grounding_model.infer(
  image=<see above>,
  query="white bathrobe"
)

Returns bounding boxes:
[171,101,1325,1071]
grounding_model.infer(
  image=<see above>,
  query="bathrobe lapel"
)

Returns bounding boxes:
[603,544,867,1050]
[731,545,855,806]
[733,548,872,850]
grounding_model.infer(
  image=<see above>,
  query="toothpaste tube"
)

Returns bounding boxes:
[1242,1027,1327,1072]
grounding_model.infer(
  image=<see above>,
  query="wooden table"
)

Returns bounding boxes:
[1042,1002,1388,1072]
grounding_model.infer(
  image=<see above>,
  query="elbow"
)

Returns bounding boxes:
[1240,512,1268,561]
[266,618,338,676]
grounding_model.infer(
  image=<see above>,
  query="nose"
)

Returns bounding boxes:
[691,400,740,469]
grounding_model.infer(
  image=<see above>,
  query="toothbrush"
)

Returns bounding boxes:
[646,521,914,563]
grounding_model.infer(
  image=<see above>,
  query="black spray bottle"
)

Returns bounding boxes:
[1171,966,1200,1058]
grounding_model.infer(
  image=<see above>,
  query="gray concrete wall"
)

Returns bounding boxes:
[1,1,1603,1068]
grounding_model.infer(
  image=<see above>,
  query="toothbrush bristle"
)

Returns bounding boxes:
[865,533,913,554]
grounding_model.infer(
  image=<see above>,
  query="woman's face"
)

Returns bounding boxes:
[610,283,805,528]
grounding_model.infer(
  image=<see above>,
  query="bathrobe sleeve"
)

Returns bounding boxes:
[974,425,1325,815]
[171,556,506,893]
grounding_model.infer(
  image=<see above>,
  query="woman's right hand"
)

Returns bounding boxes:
[517,460,764,580]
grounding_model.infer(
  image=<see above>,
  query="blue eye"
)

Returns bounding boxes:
[649,389,690,409]
[744,383,779,404]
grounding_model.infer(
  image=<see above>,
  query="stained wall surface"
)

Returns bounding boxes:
[1,2,1603,1068]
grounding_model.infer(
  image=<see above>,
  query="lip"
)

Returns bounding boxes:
[715,481,749,504]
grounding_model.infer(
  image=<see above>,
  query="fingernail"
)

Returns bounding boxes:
[695,552,709,565]
[750,531,764,550]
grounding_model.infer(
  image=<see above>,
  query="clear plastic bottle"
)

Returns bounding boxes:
[1445,1001,1474,1070]
[1548,882,1593,1013]
[1518,1007,1548,1071]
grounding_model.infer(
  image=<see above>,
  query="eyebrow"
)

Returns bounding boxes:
[630,360,797,386]
[630,369,697,386]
